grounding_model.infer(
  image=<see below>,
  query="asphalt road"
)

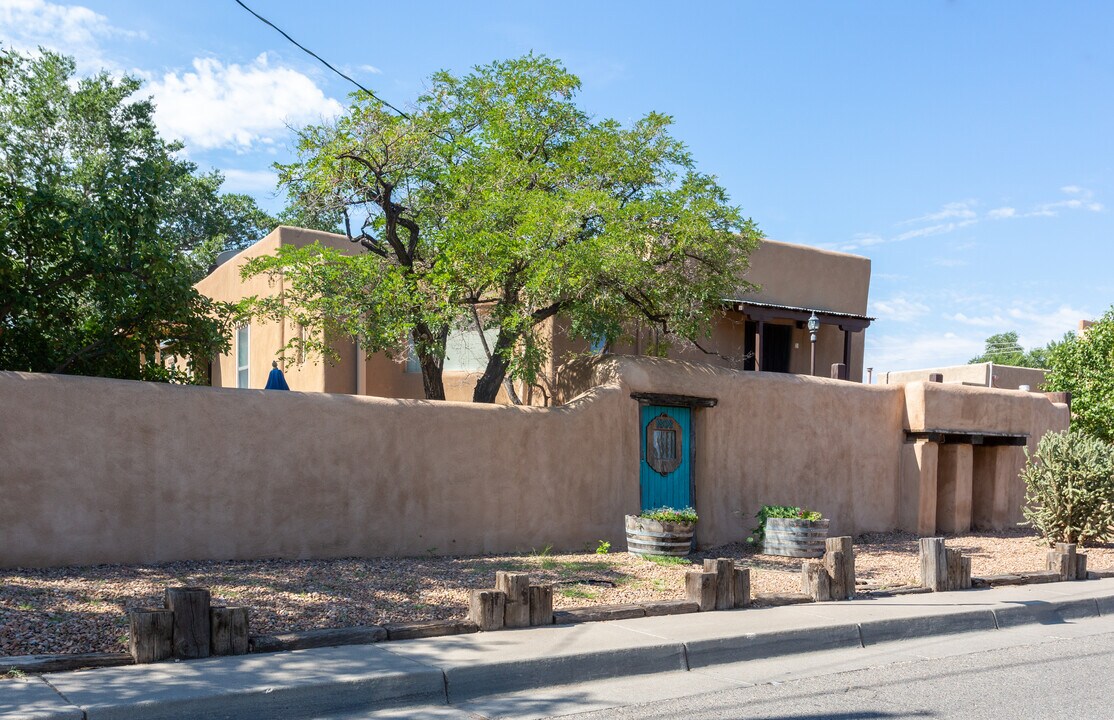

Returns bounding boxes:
[558,628,1114,720]
[353,615,1114,719]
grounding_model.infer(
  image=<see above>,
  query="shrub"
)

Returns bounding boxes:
[1021,430,1114,546]
[639,507,698,524]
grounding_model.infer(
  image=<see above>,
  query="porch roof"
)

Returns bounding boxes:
[722,298,875,332]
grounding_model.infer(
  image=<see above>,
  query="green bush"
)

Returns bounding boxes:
[639,507,698,524]
[1021,430,1114,546]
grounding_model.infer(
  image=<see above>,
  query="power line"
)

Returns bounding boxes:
[233,0,410,119]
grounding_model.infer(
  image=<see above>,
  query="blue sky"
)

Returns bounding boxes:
[3,0,1111,374]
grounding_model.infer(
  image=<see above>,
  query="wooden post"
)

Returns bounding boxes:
[946,548,962,591]
[959,555,972,590]
[1047,543,1077,582]
[825,550,848,600]
[210,606,250,656]
[528,584,554,626]
[801,560,831,601]
[1075,553,1088,581]
[825,536,855,600]
[469,589,506,631]
[496,572,531,628]
[919,537,948,591]
[732,565,751,608]
[686,570,717,611]
[165,587,211,659]
[703,558,735,610]
[128,608,173,664]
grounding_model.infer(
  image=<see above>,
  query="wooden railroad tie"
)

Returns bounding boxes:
[919,537,972,591]
[800,536,857,602]
[685,558,751,611]
[469,572,554,631]
[1046,542,1088,581]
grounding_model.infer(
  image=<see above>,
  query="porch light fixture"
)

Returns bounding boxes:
[807,312,820,375]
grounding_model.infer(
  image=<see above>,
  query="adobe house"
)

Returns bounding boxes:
[195,227,874,401]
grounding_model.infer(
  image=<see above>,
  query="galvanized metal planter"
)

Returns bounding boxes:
[624,515,695,557]
[762,517,830,558]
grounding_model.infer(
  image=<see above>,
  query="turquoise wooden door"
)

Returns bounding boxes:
[639,405,692,511]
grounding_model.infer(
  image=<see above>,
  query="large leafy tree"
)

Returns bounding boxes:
[1045,307,1114,442]
[245,54,760,402]
[0,48,268,381]
[967,330,1065,369]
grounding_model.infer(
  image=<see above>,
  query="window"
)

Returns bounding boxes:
[406,327,499,374]
[444,327,498,372]
[236,324,250,388]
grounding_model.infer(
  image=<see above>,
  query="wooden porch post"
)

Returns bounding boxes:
[755,320,764,372]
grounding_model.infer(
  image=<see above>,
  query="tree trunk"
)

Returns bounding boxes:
[473,328,518,403]
[413,321,446,400]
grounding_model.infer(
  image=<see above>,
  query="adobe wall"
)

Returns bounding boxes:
[0,355,1068,568]
[883,362,1048,391]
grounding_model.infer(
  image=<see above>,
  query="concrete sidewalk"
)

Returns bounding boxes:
[5,578,1114,720]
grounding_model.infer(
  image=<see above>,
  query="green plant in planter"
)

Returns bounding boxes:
[639,507,698,524]
[747,504,823,544]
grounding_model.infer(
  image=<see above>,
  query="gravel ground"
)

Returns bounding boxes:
[3,529,1112,659]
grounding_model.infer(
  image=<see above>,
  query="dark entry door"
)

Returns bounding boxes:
[744,321,792,373]
[639,405,692,511]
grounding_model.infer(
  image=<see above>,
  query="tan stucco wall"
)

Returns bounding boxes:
[0,350,1067,568]
[741,240,871,315]
[883,363,1048,391]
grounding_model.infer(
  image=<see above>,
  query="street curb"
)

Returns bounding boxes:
[991,597,1101,629]
[684,623,863,669]
[858,609,999,645]
[443,642,688,703]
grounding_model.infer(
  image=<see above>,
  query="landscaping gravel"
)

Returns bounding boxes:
[3,528,1112,660]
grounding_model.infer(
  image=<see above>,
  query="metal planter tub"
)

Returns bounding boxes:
[762,517,830,558]
[624,515,694,557]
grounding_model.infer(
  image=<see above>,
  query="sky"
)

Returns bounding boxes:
[2,0,1111,375]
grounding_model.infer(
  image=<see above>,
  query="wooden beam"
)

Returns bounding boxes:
[630,392,718,408]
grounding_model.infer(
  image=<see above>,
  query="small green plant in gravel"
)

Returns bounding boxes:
[595,540,611,554]
[4,667,25,680]
[639,507,698,524]
[559,585,598,600]
[1021,430,1114,546]
[642,554,690,566]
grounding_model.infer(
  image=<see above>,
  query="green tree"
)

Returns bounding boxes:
[0,48,263,381]
[967,330,1073,369]
[1045,308,1114,442]
[244,54,759,402]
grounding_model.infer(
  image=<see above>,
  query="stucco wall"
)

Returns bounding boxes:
[883,363,1048,391]
[0,354,1067,568]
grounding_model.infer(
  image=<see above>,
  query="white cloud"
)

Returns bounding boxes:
[891,219,977,244]
[987,207,1016,219]
[1007,304,1092,347]
[359,64,383,75]
[932,258,968,267]
[147,54,343,151]
[0,0,142,73]
[220,169,279,193]
[870,297,931,323]
[951,312,1007,328]
[898,201,977,226]
[866,331,984,373]
[1028,186,1104,217]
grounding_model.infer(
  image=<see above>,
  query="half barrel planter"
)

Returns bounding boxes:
[762,517,830,558]
[624,515,695,557]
